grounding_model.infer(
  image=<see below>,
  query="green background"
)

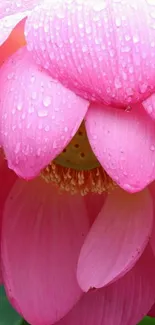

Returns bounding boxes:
[0,286,155,325]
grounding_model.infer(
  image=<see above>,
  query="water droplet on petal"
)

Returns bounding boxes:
[31,91,37,100]
[43,96,52,107]
[45,125,50,132]
[150,145,155,151]
[7,72,14,80]
[38,109,48,117]
[93,1,107,12]
[139,83,148,94]
[17,103,23,111]
[15,142,21,154]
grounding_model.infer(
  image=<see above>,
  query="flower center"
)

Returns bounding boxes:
[55,122,100,171]
[41,122,116,195]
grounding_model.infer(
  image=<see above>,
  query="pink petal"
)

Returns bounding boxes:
[0,18,26,67]
[25,0,155,106]
[0,47,88,179]
[0,0,40,45]
[143,94,155,120]
[150,215,155,257]
[84,193,106,225]
[148,304,155,318]
[58,245,155,325]
[77,188,153,291]
[1,178,89,325]
[0,266,2,285]
[0,152,17,284]
[0,247,2,284]
[148,181,155,256]
[86,103,155,193]
[0,12,29,46]
[0,0,40,18]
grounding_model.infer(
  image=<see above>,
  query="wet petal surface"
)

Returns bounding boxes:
[86,103,155,192]
[25,0,155,106]
[0,0,40,45]
[0,12,29,45]
[0,0,40,18]
[0,47,88,179]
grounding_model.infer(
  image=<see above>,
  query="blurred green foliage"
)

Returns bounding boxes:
[0,286,22,325]
[139,317,155,325]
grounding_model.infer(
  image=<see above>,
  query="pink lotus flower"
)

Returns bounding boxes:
[0,1,155,324]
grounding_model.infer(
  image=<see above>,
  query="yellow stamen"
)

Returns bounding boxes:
[41,122,116,195]
[42,163,116,196]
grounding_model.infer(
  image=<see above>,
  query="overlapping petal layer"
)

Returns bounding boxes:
[0,47,88,179]
[148,181,155,256]
[0,2,155,324]
[77,188,153,290]
[0,18,26,66]
[58,245,155,325]
[1,178,89,325]
[25,0,155,106]
[0,0,40,18]
[0,0,40,45]
[86,103,155,192]
[0,12,29,46]
[0,152,17,284]
[148,304,155,318]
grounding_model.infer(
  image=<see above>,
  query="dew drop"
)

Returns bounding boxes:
[125,105,132,112]
[150,11,155,18]
[123,183,134,192]
[38,109,48,117]
[45,125,50,132]
[31,75,35,83]
[31,91,37,100]
[125,34,131,41]
[82,45,88,53]
[114,77,122,89]
[147,0,155,5]
[7,72,14,80]
[69,36,75,44]
[139,83,148,94]
[133,35,139,43]
[115,17,122,27]
[37,148,41,156]
[21,112,26,120]
[43,96,51,107]
[15,142,21,154]
[93,1,106,12]
[53,140,58,148]
[56,10,65,19]
[150,145,155,151]
[17,103,23,111]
